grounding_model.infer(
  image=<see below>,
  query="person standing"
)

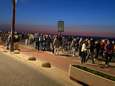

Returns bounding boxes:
[104,40,113,67]
[47,35,52,51]
[81,40,87,64]
[39,34,43,51]
[6,34,11,50]
[34,33,39,50]
[86,39,95,63]
[78,38,83,59]
[94,41,100,60]
[70,38,76,56]
[53,35,60,55]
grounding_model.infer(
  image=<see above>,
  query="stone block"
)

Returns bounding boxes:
[41,62,51,68]
[28,57,36,61]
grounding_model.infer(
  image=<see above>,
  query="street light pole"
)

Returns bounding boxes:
[10,0,16,52]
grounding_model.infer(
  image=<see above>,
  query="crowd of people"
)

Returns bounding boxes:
[21,32,115,67]
[0,32,115,67]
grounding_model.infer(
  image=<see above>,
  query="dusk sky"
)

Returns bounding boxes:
[0,0,115,37]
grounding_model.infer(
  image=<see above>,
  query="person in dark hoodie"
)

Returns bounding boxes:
[104,40,113,67]
[94,40,100,60]
[34,33,39,50]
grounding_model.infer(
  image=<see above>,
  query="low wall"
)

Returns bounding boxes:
[69,64,115,86]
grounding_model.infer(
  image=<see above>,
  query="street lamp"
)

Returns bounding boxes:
[10,0,16,52]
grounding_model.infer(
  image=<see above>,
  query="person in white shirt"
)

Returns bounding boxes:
[81,40,87,63]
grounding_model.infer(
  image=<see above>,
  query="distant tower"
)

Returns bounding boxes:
[57,20,64,35]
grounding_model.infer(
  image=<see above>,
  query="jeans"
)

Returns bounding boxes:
[81,51,87,63]
[104,53,113,65]
[86,50,95,63]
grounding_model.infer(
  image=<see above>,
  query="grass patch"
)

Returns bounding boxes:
[73,65,115,81]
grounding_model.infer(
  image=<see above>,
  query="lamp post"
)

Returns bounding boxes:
[10,0,16,52]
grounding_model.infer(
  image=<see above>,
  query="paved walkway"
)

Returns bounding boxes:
[0,53,63,86]
[19,45,115,75]
[1,44,115,76]
[19,46,80,72]
[0,47,81,86]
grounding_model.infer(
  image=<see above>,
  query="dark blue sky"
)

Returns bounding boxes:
[0,0,115,35]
